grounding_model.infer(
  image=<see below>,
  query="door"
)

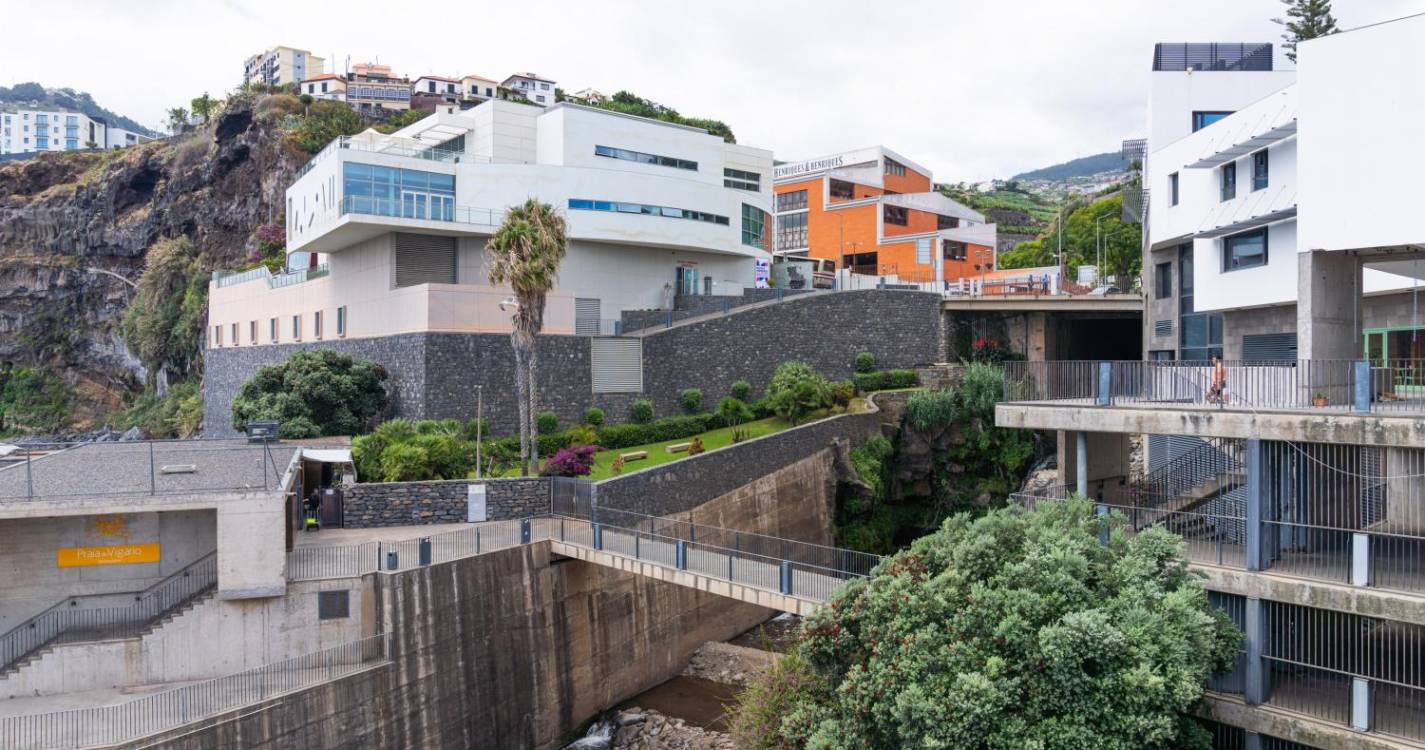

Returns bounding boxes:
[401,190,428,219]
[675,267,699,297]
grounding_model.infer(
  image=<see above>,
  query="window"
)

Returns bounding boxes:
[1220,162,1236,201]
[249,320,257,344]
[937,214,960,230]
[342,163,455,220]
[883,205,908,226]
[567,199,729,225]
[317,590,350,620]
[292,315,301,341]
[337,306,347,337]
[231,322,239,345]
[427,81,437,93]
[741,203,768,249]
[1192,111,1232,132]
[1252,150,1268,191]
[540,82,550,90]
[724,168,760,191]
[776,189,808,212]
[1169,172,1179,205]
[1178,245,1222,361]
[776,212,808,251]
[884,158,906,177]
[535,95,546,103]
[1155,262,1173,298]
[593,145,697,171]
[214,325,223,347]
[269,317,278,343]
[829,179,855,200]
[1150,350,1176,362]
[314,310,323,339]
[1223,228,1267,271]
[943,240,967,261]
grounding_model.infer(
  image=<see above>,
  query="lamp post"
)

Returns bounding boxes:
[1095,214,1111,286]
[475,385,483,478]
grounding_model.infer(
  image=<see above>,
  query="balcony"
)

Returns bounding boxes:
[1152,43,1273,72]
[339,195,500,227]
[295,134,482,179]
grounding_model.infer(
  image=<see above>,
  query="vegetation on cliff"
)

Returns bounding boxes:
[584,91,736,143]
[732,498,1242,750]
[995,192,1141,280]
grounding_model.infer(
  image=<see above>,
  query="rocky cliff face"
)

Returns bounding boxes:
[0,95,299,427]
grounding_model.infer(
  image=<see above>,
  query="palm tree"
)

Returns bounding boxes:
[486,199,568,475]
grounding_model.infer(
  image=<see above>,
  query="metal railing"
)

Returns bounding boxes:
[1001,359,1425,417]
[294,134,491,179]
[1,553,217,674]
[0,634,389,750]
[1152,42,1273,72]
[0,440,286,500]
[213,263,329,289]
[288,513,881,604]
[339,195,501,227]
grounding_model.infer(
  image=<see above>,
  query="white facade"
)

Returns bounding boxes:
[1,109,118,154]
[300,75,347,102]
[413,76,461,98]
[243,46,324,88]
[212,100,773,344]
[461,75,500,102]
[501,73,556,106]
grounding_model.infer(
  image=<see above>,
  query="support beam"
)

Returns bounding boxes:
[1298,250,1362,362]
[1246,439,1263,572]
[1245,597,1265,705]
[1077,431,1088,497]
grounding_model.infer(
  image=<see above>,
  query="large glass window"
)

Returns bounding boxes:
[1223,228,1267,271]
[1178,245,1222,360]
[1155,262,1173,298]
[567,199,729,225]
[1169,172,1179,205]
[1252,150,1269,191]
[594,145,696,171]
[724,168,761,191]
[829,179,855,200]
[1192,111,1232,132]
[883,205,908,226]
[1220,162,1236,201]
[342,162,455,220]
[937,214,960,230]
[776,212,808,251]
[884,158,906,177]
[943,240,967,261]
[741,204,769,249]
[776,189,807,212]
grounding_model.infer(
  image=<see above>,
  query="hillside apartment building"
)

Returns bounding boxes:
[243,45,325,88]
[207,97,772,346]
[0,108,150,155]
[999,17,1425,750]
[772,146,997,287]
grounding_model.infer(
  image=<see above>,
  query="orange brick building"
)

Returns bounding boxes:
[772,146,996,285]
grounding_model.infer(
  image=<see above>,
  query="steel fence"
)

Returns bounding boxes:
[0,439,286,500]
[2,553,217,673]
[0,634,389,750]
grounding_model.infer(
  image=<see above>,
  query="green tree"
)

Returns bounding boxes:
[120,236,208,390]
[373,108,429,134]
[764,361,831,424]
[190,92,216,123]
[734,497,1242,750]
[230,349,388,438]
[486,199,568,475]
[166,107,189,135]
[1274,0,1339,62]
[287,100,365,154]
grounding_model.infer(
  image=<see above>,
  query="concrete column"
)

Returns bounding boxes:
[1244,732,1262,750]
[1245,596,1266,705]
[1026,312,1048,362]
[1077,431,1088,497]
[1298,251,1362,406]
[1246,439,1263,572]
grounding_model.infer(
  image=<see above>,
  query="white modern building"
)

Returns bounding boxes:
[208,99,773,345]
[1141,40,1422,363]
[501,72,557,106]
[0,109,149,155]
[243,46,325,88]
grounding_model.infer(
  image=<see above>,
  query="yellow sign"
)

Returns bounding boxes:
[57,543,161,568]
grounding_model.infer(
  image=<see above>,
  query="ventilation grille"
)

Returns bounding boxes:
[575,298,602,336]
[1242,332,1297,363]
[394,233,457,287]
[1154,320,1173,337]
[591,338,643,393]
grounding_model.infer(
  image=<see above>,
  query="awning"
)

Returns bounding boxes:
[1185,121,1297,169]
[301,448,353,464]
[1195,206,1297,239]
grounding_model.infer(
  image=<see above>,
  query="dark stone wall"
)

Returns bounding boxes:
[204,289,941,436]
[622,288,817,333]
[343,477,551,527]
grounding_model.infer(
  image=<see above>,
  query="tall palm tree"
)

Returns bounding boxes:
[486,199,568,475]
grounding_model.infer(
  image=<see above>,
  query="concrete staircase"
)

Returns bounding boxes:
[1129,438,1245,529]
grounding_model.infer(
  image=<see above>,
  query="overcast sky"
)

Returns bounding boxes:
[4,0,1422,181]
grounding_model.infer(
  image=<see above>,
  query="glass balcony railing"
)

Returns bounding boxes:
[338,195,501,227]
[295,135,487,179]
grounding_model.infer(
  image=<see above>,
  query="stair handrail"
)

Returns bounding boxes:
[0,551,218,673]
[1131,438,1244,510]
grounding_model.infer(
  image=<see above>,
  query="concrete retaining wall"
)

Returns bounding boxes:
[203,289,942,436]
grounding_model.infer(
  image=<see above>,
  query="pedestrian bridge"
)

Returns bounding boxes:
[288,510,882,615]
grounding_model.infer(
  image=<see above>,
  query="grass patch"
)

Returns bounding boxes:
[587,416,787,480]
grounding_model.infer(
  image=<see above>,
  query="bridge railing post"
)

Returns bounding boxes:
[676,540,687,570]
[779,561,793,596]
[418,538,432,566]
[593,523,603,551]
[520,519,531,544]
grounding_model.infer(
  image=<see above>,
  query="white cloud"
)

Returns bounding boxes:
[4,0,1422,180]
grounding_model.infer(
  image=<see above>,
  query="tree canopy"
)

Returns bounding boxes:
[230,349,388,438]
[1274,0,1339,62]
[734,497,1241,750]
[996,193,1140,282]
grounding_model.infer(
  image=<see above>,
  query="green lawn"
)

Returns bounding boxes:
[587,416,790,480]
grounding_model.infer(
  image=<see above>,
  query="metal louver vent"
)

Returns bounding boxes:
[575,298,602,336]
[394,233,457,287]
[1242,332,1297,364]
[1154,320,1174,337]
[590,338,643,393]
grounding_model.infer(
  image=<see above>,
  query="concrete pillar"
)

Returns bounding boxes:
[1244,732,1262,750]
[1077,431,1089,497]
[1298,250,1362,361]
[1026,312,1048,362]
[1245,596,1266,705]
[1385,447,1425,535]
[1246,439,1263,572]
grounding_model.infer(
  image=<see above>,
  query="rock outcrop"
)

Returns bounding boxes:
[0,94,298,427]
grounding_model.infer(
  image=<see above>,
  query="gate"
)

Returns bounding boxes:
[551,476,594,519]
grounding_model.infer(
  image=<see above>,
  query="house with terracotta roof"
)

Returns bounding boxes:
[299,73,347,102]
[501,72,556,106]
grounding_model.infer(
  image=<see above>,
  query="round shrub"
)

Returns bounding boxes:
[716,396,754,427]
[679,388,704,414]
[231,349,388,436]
[536,410,559,434]
[854,351,876,373]
[765,361,832,424]
[630,399,654,424]
[729,379,752,401]
[540,444,597,477]
[584,407,605,426]
[830,380,855,408]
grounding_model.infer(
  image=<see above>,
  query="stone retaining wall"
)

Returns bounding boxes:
[343,477,549,528]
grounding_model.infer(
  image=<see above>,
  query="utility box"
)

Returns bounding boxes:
[467,483,488,522]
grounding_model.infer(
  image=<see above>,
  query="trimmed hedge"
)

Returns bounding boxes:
[596,414,714,450]
[852,369,920,392]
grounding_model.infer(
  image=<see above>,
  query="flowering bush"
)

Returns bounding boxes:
[540,444,597,477]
